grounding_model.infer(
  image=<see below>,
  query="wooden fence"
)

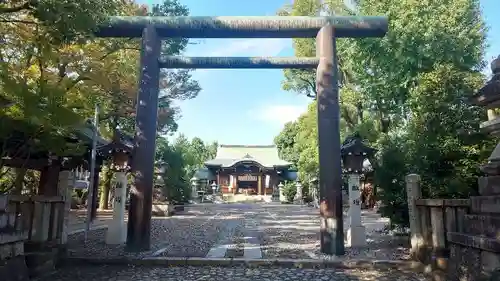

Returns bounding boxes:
[7,195,65,247]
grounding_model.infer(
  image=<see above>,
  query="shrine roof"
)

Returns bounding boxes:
[193,168,215,181]
[204,145,291,168]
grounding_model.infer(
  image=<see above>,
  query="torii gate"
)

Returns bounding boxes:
[95,16,388,255]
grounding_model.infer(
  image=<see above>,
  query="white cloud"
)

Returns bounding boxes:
[251,104,308,125]
[206,38,291,57]
[187,38,290,77]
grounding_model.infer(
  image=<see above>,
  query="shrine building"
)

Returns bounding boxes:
[193,145,296,196]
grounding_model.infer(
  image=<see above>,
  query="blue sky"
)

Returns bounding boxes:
[139,0,499,146]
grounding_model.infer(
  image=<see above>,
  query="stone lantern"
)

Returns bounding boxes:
[190,176,199,202]
[294,181,303,204]
[340,133,376,247]
[277,182,285,202]
[154,160,167,199]
[472,56,500,173]
[454,55,500,280]
[309,177,319,208]
[341,133,376,173]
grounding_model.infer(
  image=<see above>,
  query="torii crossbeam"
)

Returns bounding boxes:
[94,16,388,255]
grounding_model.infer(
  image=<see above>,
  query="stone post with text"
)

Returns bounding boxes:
[347,173,366,247]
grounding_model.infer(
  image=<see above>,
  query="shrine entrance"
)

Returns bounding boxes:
[94,16,388,255]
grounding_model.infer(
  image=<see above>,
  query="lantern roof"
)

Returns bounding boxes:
[97,129,134,157]
[471,55,500,108]
[340,133,377,157]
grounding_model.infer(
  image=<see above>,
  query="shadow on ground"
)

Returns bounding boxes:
[39,265,427,281]
[255,206,411,260]
[67,208,244,259]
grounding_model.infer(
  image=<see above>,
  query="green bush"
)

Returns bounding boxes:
[373,133,410,228]
[281,181,296,202]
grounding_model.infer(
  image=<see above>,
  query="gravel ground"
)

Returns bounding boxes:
[259,205,411,261]
[66,204,411,261]
[37,265,429,281]
[67,209,237,258]
[259,207,319,259]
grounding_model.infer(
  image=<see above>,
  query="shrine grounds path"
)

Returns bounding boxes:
[47,203,429,281]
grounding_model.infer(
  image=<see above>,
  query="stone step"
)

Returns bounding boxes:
[447,232,500,253]
[463,214,500,238]
[25,251,56,278]
[470,195,500,214]
[0,255,29,281]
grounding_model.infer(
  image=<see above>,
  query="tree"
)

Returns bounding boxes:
[92,0,201,208]
[0,0,122,44]
[172,134,218,179]
[154,135,217,203]
[274,121,300,168]
[156,138,190,203]
[0,0,201,201]
[275,0,493,228]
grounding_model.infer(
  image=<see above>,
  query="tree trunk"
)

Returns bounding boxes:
[13,167,27,194]
[99,164,112,210]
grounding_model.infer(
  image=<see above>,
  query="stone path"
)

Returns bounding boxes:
[55,203,429,280]
[39,265,428,281]
[66,203,411,260]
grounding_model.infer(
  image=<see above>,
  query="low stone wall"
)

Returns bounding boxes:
[151,203,175,217]
[444,176,500,281]
[0,195,29,281]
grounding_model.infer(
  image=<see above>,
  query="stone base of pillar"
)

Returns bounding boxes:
[106,222,127,244]
[347,225,367,247]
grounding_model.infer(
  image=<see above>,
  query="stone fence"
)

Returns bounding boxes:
[1,171,74,280]
[406,174,500,281]
[0,195,29,281]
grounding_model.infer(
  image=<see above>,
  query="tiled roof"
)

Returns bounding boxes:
[204,145,291,168]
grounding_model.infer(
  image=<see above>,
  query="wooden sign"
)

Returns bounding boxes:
[238,174,257,181]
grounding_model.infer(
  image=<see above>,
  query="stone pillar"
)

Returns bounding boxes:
[257,175,262,196]
[316,25,344,256]
[260,175,267,196]
[126,25,161,251]
[106,171,127,244]
[229,175,233,193]
[57,170,75,245]
[405,174,424,259]
[90,166,100,220]
[347,173,366,247]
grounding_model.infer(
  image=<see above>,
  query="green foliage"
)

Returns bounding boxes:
[155,135,217,203]
[1,0,123,44]
[373,133,410,227]
[281,181,297,203]
[274,121,300,169]
[0,0,200,198]
[173,134,218,179]
[275,0,494,229]
[156,138,189,203]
